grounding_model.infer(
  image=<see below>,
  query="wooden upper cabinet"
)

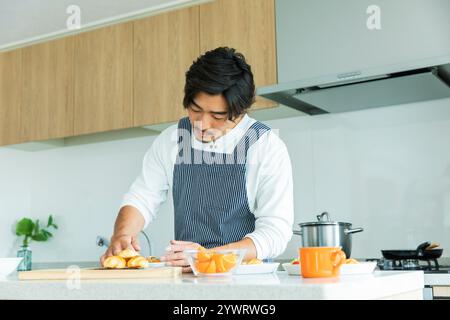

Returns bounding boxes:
[133,6,200,126]
[74,23,133,135]
[0,50,23,146]
[1,1,278,148]
[22,37,74,141]
[199,0,278,110]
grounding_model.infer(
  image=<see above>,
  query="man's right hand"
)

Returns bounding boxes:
[100,234,141,266]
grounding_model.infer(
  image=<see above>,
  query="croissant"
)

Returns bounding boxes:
[118,248,139,260]
[147,256,161,263]
[103,256,127,269]
[127,256,149,268]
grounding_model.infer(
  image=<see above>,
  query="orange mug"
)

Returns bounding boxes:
[299,247,346,278]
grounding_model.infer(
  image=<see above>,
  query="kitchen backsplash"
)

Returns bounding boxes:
[1,97,449,262]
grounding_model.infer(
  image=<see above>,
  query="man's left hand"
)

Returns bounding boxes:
[160,240,201,273]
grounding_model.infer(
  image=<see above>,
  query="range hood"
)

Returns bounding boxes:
[258,0,450,115]
[258,62,450,115]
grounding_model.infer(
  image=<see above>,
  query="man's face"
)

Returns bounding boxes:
[187,91,243,143]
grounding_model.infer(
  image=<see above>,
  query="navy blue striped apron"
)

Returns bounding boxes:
[172,116,270,248]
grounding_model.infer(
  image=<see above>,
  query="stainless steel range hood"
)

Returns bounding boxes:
[258,0,450,115]
[258,61,450,116]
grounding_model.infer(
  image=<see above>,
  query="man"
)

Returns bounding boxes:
[101,47,294,272]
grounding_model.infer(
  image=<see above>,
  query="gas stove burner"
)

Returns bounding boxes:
[366,257,450,274]
[402,259,421,269]
[366,257,443,271]
[381,258,422,270]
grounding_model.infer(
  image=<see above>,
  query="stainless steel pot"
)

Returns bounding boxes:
[293,212,363,258]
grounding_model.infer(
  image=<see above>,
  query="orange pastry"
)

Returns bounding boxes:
[118,248,139,260]
[147,256,161,263]
[103,256,127,269]
[127,256,149,268]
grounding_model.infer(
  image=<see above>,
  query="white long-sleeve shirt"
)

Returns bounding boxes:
[121,114,294,259]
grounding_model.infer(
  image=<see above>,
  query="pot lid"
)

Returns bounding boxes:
[299,212,352,227]
[299,221,352,226]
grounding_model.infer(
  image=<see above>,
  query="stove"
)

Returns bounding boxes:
[366,258,450,274]
[365,258,450,300]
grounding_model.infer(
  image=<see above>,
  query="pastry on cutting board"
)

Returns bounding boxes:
[147,256,161,263]
[127,256,150,268]
[103,256,127,269]
[102,249,158,269]
[118,248,139,260]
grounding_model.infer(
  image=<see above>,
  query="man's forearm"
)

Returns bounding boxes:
[214,237,257,261]
[113,205,145,237]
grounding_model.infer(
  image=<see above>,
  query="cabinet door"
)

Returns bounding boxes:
[199,0,278,110]
[134,6,200,126]
[22,37,74,141]
[277,0,450,83]
[74,23,133,135]
[0,50,23,146]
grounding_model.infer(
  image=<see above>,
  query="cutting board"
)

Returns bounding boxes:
[18,267,182,280]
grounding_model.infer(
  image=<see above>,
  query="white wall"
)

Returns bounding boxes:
[27,135,174,262]
[0,148,31,257]
[1,97,449,262]
[279,97,450,259]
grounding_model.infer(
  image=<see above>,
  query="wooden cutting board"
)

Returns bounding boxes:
[18,267,182,280]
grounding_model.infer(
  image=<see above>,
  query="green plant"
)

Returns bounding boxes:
[15,215,58,247]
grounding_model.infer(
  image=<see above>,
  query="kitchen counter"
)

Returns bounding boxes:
[424,273,450,286]
[0,269,424,300]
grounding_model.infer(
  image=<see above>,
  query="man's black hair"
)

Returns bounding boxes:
[183,47,255,120]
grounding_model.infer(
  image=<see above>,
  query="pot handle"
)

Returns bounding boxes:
[316,211,330,222]
[344,227,364,235]
[293,230,303,236]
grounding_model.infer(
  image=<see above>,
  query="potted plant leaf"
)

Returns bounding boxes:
[15,215,58,271]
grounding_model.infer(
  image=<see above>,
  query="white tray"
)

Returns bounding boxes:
[340,262,377,275]
[234,262,280,275]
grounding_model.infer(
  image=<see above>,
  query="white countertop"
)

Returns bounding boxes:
[424,273,450,286]
[0,270,424,300]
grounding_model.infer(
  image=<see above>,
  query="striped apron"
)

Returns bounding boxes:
[172,116,270,248]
